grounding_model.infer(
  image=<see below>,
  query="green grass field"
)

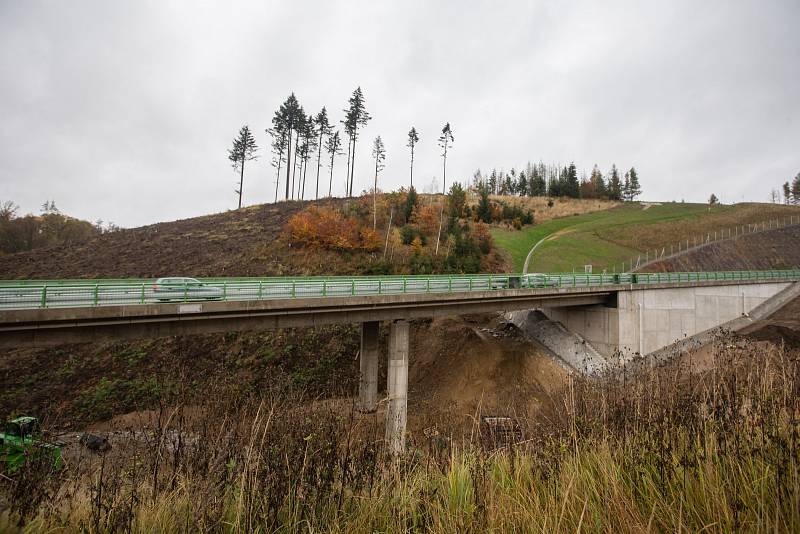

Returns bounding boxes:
[492,201,800,273]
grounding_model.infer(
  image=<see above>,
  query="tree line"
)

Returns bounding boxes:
[778,172,800,204]
[472,162,642,201]
[227,87,455,209]
[0,200,117,255]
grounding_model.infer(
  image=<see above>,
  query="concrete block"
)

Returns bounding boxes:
[358,321,380,413]
[386,320,409,455]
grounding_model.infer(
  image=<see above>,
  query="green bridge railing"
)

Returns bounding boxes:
[0,270,798,310]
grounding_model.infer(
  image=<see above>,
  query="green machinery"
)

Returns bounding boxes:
[0,416,63,473]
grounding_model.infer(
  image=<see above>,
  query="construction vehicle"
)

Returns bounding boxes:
[0,416,63,473]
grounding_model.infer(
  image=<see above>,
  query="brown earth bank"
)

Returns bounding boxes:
[0,199,510,280]
[644,224,800,272]
[0,314,567,436]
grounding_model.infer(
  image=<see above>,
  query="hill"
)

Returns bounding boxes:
[492,201,800,272]
[0,198,508,280]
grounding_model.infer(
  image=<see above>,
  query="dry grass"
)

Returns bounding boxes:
[485,195,620,224]
[3,335,799,532]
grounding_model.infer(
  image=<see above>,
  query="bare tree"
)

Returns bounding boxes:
[371,135,386,228]
[438,123,454,194]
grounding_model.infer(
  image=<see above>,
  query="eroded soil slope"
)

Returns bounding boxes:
[0,201,401,279]
[646,224,800,272]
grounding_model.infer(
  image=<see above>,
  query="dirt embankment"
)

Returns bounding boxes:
[0,201,397,279]
[0,313,566,435]
[645,224,800,272]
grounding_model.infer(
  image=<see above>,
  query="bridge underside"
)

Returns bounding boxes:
[542,281,796,363]
[0,288,610,349]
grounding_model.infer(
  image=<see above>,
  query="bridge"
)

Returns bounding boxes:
[2,269,799,453]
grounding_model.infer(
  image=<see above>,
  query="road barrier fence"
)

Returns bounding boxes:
[1,270,799,310]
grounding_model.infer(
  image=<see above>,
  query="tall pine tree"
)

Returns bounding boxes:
[313,107,333,200]
[608,164,622,201]
[628,167,642,200]
[407,127,420,189]
[343,87,371,197]
[227,125,258,209]
[325,130,343,197]
[273,94,302,201]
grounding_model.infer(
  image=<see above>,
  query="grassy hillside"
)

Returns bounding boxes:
[493,201,800,272]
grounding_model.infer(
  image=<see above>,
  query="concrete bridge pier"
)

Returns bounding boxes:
[385,320,410,455]
[358,321,380,412]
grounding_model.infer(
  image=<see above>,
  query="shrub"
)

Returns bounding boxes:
[287,206,381,252]
[472,222,494,254]
[400,225,426,246]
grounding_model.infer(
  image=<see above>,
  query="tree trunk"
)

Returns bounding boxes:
[383,207,393,260]
[315,131,324,200]
[238,158,245,209]
[285,125,292,200]
[345,136,352,197]
[291,134,299,200]
[350,131,358,197]
[442,145,447,194]
[329,153,335,197]
[435,204,444,255]
[301,157,308,200]
[410,146,414,189]
[274,155,282,203]
[373,159,378,229]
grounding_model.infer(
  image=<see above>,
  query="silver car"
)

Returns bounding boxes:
[151,277,224,302]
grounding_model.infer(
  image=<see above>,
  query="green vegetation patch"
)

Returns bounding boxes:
[493,201,800,272]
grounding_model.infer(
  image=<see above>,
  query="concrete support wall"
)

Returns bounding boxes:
[358,321,379,413]
[385,320,410,455]
[544,282,791,358]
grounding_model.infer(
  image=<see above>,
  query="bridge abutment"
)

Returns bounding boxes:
[358,321,380,412]
[542,281,793,361]
[385,320,409,455]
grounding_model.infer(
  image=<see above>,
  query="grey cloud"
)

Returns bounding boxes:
[1,0,798,226]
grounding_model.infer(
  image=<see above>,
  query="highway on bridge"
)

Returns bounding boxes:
[0,270,798,348]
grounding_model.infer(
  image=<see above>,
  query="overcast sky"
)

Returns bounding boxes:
[1,1,798,228]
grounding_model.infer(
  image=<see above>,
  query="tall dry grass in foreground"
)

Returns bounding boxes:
[2,335,798,532]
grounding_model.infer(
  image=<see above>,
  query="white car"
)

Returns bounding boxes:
[151,277,224,302]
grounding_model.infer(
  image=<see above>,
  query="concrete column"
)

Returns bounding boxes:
[358,321,380,412]
[385,320,410,455]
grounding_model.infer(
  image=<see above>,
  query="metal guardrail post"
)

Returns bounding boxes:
[322,280,327,297]
[403,277,407,293]
[40,284,47,308]
[258,281,263,299]
[184,283,188,302]
[448,277,452,292]
[468,277,473,291]
[93,284,99,306]
[291,281,296,298]
[140,283,145,304]
[378,280,382,294]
